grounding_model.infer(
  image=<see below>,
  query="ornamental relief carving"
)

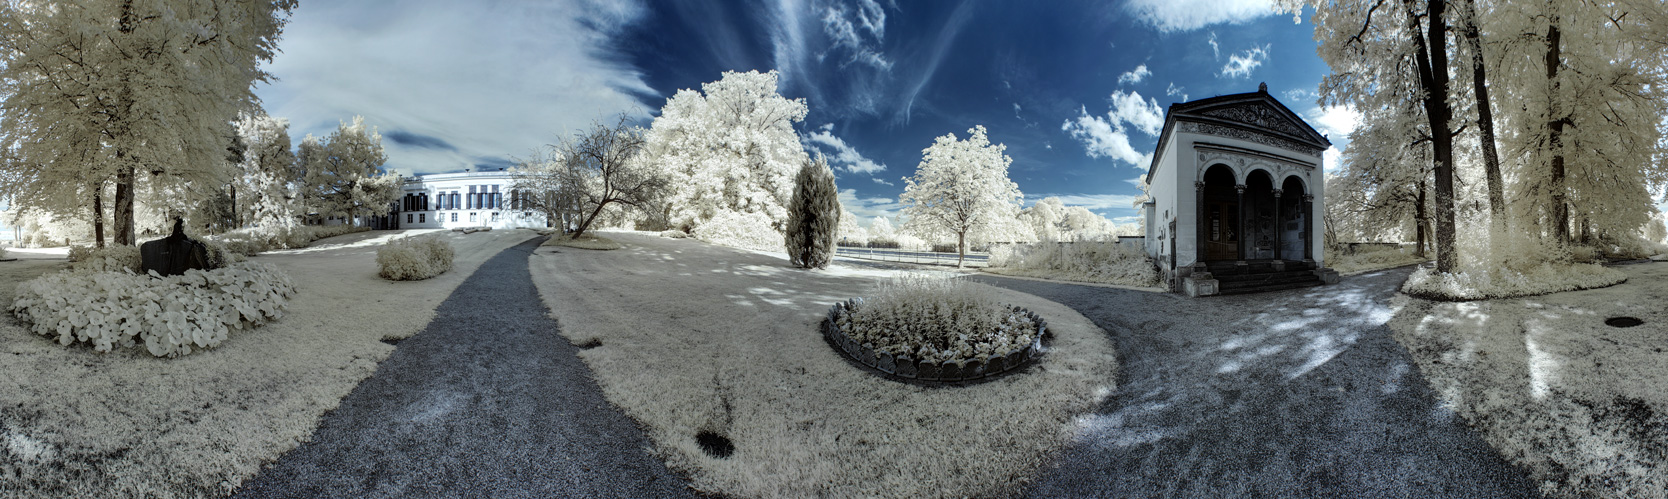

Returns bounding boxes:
[1195,148,1312,191]
[1178,121,1324,157]
[1201,103,1308,137]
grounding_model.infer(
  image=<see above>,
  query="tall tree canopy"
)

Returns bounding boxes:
[0,0,296,246]
[641,70,809,234]
[298,116,399,223]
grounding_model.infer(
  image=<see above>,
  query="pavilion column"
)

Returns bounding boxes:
[1194,181,1206,267]
[1303,194,1315,261]
[1235,183,1247,264]
[1271,188,1283,262]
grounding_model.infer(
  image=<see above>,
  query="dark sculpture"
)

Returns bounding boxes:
[141,218,212,277]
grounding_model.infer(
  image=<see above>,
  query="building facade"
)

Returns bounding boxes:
[1142,84,1338,296]
[388,171,550,230]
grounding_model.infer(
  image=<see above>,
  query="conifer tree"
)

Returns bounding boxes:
[785,155,839,269]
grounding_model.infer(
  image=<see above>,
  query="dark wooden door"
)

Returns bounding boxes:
[1202,201,1238,261]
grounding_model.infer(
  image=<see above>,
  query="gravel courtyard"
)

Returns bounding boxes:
[971,268,1545,498]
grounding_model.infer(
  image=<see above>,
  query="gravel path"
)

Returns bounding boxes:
[970,268,1546,498]
[233,236,694,498]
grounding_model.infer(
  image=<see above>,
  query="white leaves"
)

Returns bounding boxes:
[899,125,1025,247]
[10,263,296,358]
[376,236,455,281]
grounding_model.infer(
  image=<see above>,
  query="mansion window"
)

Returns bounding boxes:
[419,214,426,223]
[469,212,478,222]
[451,213,458,222]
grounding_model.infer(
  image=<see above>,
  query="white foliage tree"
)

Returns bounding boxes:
[233,112,301,233]
[868,216,897,244]
[298,116,399,224]
[642,70,809,235]
[899,125,1025,266]
[0,0,296,246]
[836,207,865,244]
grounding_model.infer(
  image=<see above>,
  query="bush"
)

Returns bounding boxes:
[376,236,454,281]
[67,245,142,274]
[209,224,372,257]
[986,241,1159,287]
[833,274,1039,364]
[1401,263,1626,300]
[693,210,782,252]
[931,243,958,254]
[10,263,296,357]
[659,230,689,239]
[867,239,900,249]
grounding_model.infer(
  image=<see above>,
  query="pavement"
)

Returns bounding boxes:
[232,236,695,498]
[969,268,1545,498]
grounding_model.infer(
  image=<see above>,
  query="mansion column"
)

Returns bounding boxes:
[1195,181,1206,266]
[1235,183,1247,264]
[1271,188,1283,262]
[1303,194,1315,261]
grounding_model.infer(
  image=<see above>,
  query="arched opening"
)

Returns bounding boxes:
[1199,164,1239,261]
[1280,176,1308,260]
[1245,169,1276,260]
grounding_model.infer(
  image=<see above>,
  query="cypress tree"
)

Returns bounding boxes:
[785,155,840,269]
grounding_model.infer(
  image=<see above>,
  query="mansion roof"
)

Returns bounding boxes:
[1146,85,1333,182]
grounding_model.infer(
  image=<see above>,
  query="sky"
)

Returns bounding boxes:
[253,0,1362,227]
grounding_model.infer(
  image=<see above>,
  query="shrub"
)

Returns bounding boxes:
[867,239,900,249]
[10,263,296,357]
[834,274,1039,364]
[660,230,690,239]
[376,236,454,281]
[785,156,840,269]
[67,245,142,274]
[693,210,782,252]
[1401,263,1626,300]
[931,243,958,254]
[986,241,1159,287]
[209,224,372,257]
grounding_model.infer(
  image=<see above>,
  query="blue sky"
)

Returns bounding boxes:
[254,0,1360,226]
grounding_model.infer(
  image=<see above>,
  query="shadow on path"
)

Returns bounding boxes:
[234,236,693,498]
[971,268,1544,498]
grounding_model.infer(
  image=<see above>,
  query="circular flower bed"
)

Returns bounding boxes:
[822,275,1046,382]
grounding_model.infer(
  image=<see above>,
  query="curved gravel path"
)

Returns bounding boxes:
[971,268,1546,498]
[233,236,694,498]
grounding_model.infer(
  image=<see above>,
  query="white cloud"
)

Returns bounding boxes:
[1305,105,1360,141]
[1208,31,1220,59]
[1166,82,1188,102]
[1031,193,1145,220]
[1124,176,1148,189]
[838,188,902,224]
[1323,146,1344,173]
[256,1,654,175]
[805,124,887,175]
[1125,0,1278,33]
[1061,107,1154,169]
[1220,44,1270,79]
[1109,90,1166,136]
[1118,64,1152,85]
[820,1,891,70]
[1283,88,1318,105]
[872,177,894,186]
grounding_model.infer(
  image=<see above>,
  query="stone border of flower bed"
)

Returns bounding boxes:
[822,299,1047,382]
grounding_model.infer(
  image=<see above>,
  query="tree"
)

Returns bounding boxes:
[1019,197,1067,241]
[899,125,1024,267]
[233,112,301,232]
[510,148,584,232]
[0,0,295,246]
[785,155,840,269]
[298,116,399,224]
[868,216,897,243]
[548,116,667,238]
[1280,0,1461,272]
[641,70,809,234]
[836,207,865,244]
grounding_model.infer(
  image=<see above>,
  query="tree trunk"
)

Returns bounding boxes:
[1416,179,1428,257]
[956,231,966,268]
[573,201,609,238]
[1545,6,1569,245]
[1460,0,1505,230]
[93,188,105,249]
[114,163,136,246]
[1409,0,1459,273]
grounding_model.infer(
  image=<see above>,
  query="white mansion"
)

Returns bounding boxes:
[385,170,551,230]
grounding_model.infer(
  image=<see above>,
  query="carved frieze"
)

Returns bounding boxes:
[1201,103,1308,137]
[1179,121,1324,157]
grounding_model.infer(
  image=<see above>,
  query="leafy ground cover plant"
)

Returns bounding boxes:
[11,263,296,357]
[376,235,454,280]
[986,240,1159,287]
[66,245,142,273]
[834,274,1039,364]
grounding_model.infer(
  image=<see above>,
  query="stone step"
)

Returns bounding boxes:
[1217,280,1324,296]
[1215,271,1323,285]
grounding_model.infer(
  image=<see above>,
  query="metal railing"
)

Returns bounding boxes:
[834,246,990,268]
